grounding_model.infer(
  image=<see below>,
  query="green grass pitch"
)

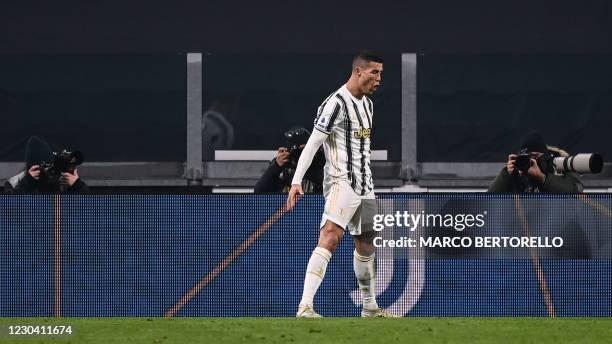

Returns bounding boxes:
[1,317,611,344]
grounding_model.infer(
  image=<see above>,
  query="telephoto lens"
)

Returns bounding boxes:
[553,153,603,174]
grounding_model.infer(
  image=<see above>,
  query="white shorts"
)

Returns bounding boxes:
[320,179,377,236]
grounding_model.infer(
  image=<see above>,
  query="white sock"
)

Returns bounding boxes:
[354,250,379,310]
[299,247,332,306]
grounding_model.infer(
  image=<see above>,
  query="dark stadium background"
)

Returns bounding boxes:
[1,1,611,54]
[1,1,612,192]
[1,2,612,342]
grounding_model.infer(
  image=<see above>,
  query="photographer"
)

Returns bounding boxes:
[4,136,89,194]
[488,132,583,193]
[254,127,324,193]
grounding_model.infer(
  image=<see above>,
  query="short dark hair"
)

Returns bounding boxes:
[352,51,384,68]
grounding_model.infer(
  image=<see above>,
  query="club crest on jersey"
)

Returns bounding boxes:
[353,127,371,139]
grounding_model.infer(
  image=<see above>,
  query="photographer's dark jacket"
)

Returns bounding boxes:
[254,158,323,193]
[4,171,90,194]
[488,147,584,193]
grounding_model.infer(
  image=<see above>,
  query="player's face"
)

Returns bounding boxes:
[358,62,383,95]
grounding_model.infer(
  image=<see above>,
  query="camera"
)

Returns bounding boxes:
[514,149,534,174]
[515,148,603,175]
[515,148,556,175]
[39,149,84,182]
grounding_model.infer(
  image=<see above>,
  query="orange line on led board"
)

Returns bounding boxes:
[164,206,289,318]
[513,195,556,318]
[54,194,62,318]
[576,194,612,218]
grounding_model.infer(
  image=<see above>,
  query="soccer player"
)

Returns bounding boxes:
[286,52,398,318]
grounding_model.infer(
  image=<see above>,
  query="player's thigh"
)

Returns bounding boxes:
[320,180,362,231]
[347,197,378,237]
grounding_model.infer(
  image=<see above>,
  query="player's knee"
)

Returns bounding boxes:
[318,222,344,251]
[321,229,343,245]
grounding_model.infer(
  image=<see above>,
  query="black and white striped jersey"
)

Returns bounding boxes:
[313,84,374,196]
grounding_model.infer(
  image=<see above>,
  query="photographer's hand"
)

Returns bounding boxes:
[275,147,290,167]
[61,169,80,187]
[506,154,517,175]
[286,184,304,211]
[28,165,41,180]
[527,158,546,184]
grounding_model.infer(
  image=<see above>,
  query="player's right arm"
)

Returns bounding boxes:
[286,130,328,210]
[286,98,343,210]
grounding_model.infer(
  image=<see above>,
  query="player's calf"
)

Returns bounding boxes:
[297,221,343,316]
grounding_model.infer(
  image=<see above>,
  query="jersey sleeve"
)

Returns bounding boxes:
[291,129,329,186]
[313,99,344,135]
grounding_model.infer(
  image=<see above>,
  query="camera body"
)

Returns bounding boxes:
[514,149,533,174]
[39,150,84,182]
[284,128,311,167]
[514,148,548,174]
